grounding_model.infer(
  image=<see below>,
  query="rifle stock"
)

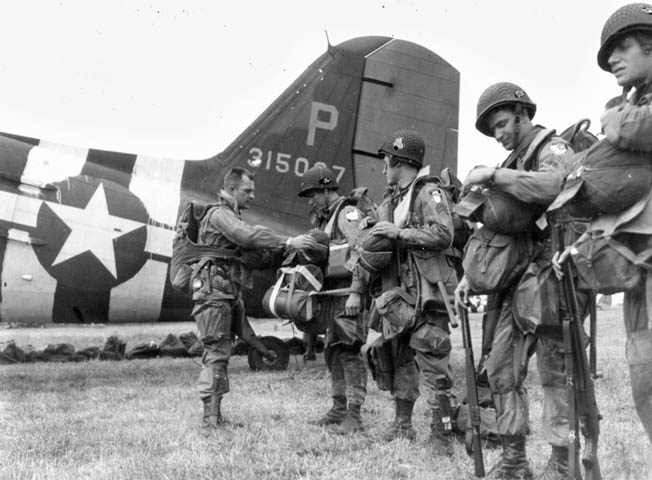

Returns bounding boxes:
[458,303,485,477]
[556,224,602,480]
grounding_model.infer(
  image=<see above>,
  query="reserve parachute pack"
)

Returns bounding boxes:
[170,201,239,294]
[324,187,376,278]
[260,187,375,333]
[549,117,652,218]
[455,127,557,235]
[548,118,652,295]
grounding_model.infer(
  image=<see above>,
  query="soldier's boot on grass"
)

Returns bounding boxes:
[486,435,533,480]
[429,406,454,456]
[201,395,224,428]
[380,398,417,442]
[310,395,347,426]
[331,403,364,435]
[535,446,571,480]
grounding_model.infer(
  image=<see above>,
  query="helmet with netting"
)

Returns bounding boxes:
[475,82,536,137]
[298,165,339,197]
[598,3,652,71]
[378,130,425,168]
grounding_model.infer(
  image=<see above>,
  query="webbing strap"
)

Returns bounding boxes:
[267,266,320,320]
[293,265,323,291]
[597,237,652,271]
[267,273,286,318]
[393,165,431,227]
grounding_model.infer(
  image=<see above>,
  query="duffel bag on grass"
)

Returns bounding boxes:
[548,139,652,218]
[570,233,652,295]
[462,227,532,295]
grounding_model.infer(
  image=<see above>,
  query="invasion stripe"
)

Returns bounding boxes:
[83,149,137,188]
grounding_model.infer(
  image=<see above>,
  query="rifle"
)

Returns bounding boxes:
[556,224,602,480]
[587,291,602,379]
[457,301,485,478]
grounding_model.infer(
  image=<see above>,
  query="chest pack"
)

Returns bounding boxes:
[324,187,377,278]
[455,128,556,235]
[549,117,652,218]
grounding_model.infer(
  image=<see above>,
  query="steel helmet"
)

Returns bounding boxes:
[357,230,394,273]
[475,82,537,137]
[378,130,425,169]
[598,3,652,71]
[298,165,339,197]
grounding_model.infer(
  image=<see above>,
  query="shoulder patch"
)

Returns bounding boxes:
[431,190,442,203]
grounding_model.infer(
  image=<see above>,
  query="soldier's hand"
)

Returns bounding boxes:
[462,166,495,190]
[454,275,471,307]
[345,292,361,316]
[552,248,572,280]
[359,216,376,230]
[600,106,621,145]
[287,234,318,250]
[370,221,400,239]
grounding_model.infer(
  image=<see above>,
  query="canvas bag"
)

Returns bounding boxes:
[549,138,652,218]
[570,233,652,295]
[513,262,558,335]
[455,129,555,235]
[375,287,417,340]
[462,226,532,295]
[262,265,329,335]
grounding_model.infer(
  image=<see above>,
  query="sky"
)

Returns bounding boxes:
[0,0,636,179]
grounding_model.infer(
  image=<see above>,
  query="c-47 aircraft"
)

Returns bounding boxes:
[0,36,459,326]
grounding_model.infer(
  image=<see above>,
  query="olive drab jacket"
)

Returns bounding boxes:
[497,125,574,207]
[376,168,456,315]
[192,189,289,308]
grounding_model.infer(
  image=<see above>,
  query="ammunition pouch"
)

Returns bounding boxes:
[410,249,457,315]
[570,233,652,295]
[375,287,416,340]
[191,258,234,300]
[462,227,532,295]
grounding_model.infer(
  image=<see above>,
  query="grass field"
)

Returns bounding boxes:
[1,308,650,480]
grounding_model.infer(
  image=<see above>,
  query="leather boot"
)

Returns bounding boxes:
[535,446,570,480]
[430,406,454,456]
[380,398,417,442]
[310,395,347,426]
[201,395,223,428]
[331,403,364,435]
[486,435,533,480]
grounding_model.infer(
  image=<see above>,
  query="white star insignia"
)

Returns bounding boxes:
[45,183,144,278]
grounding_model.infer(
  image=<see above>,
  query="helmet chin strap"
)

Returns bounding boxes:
[513,102,522,148]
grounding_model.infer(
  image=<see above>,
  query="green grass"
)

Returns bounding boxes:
[0,308,650,479]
